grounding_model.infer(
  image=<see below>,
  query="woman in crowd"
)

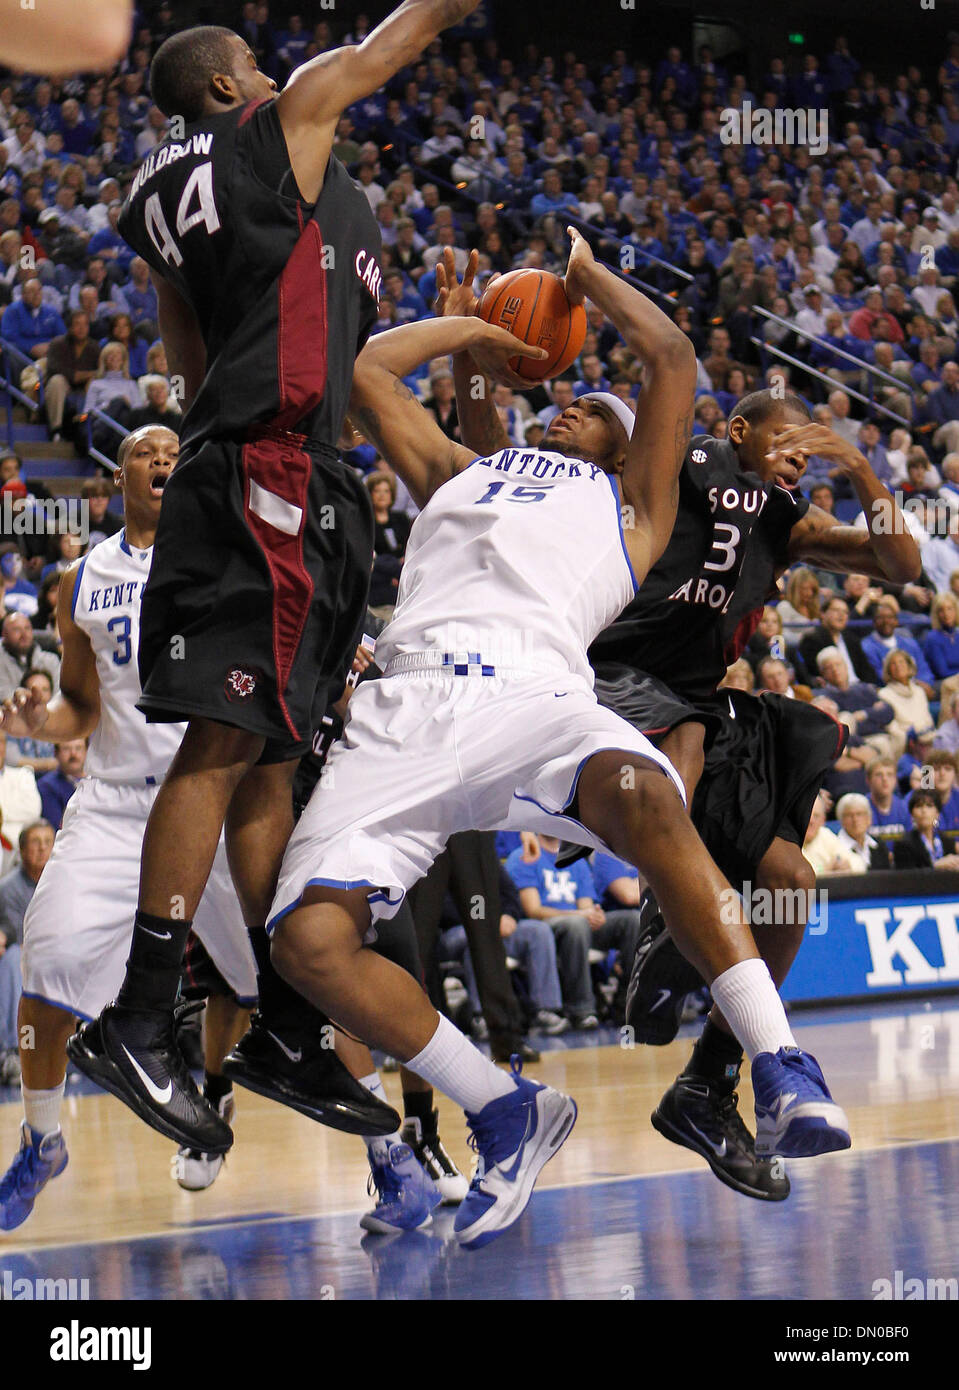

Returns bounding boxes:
[366,470,412,617]
[83,341,142,417]
[879,649,935,756]
[924,592,959,720]
[893,789,959,869]
[776,566,822,642]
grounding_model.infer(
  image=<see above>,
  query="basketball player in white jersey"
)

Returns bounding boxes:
[248,229,851,1250]
[0,426,258,1230]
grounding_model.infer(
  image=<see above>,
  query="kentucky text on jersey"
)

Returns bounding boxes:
[85,581,147,612]
[129,134,214,197]
[476,451,607,480]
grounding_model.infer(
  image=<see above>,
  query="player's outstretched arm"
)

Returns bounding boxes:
[0,564,100,743]
[563,228,697,582]
[436,249,513,458]
[774,425,922,584]
[1,0,130,75]
[349,318,542,508]
[277,2,482,197]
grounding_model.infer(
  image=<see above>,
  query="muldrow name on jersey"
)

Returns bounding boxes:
[129,134,214,198]
[84,581,147,612]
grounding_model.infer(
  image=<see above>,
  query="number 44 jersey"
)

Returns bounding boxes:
[588,434,809,701]
[71,531,185,784]
[118,98,382,453]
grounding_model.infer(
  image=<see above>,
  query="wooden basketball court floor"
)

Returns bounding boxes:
[1,996,957,1300]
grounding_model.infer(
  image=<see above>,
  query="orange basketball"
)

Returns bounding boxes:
[476,269,587,383]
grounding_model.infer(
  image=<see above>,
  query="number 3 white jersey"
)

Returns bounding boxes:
[71,531,185,783]
[375,449,639,684]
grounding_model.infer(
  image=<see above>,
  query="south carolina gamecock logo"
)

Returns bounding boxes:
[225,668,257,701]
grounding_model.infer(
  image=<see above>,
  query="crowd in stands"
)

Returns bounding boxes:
[9,9,959,1068]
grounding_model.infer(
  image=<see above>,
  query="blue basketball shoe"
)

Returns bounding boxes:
[359,1142,441,1234]
[0,1122,69,1231]
[454,1061,577,1250]
[752,1047,851,1158]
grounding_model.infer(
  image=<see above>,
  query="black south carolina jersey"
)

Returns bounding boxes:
[119,96,382,453]
[589,434,809,700]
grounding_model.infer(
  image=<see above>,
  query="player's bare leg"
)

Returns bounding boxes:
[0,997,74,1229]
[69,721,397,1152]
[645,835,812,1202]
[217,760,399,1138]
[271,891,576,1249]
[574,750,849,1159]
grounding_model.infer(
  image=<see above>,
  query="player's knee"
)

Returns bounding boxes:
[271,907,355,992]
[617,766,685,834]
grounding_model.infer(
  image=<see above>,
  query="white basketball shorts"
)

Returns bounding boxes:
[269,667,685,935]
[21,777,257,1020]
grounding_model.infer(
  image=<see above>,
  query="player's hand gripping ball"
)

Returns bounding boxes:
[477,268,587,384]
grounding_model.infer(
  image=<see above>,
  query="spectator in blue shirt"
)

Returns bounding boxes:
[506,834,642,1027]
[862,596,935,692]
[505,836,602,1028]
[36,738,84,830]
[923,593,959,717]
[866,757,911,838]
[1,276,64,360]
[530,169,580,221]
[120,258,158,339]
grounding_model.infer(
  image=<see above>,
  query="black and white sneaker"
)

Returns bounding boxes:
[222,1012,400,1136]
[624,891,704,1045]
[651,1070,790,1202]
[400,1110,469,1205]
[67,1002,232,1154]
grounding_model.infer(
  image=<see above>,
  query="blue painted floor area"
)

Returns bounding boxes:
[2,1139,956,1300]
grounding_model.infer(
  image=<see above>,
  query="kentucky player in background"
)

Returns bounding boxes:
[67,3,496,1157]
[259,230,851,1251]
[0,427,256,1230]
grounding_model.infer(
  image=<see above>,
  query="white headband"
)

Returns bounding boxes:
[577,391,636,443]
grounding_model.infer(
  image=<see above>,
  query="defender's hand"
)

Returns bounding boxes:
[435,247,481,319]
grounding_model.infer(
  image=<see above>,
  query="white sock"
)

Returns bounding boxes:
[358,1071,401,1160]
[406,1014,515,1114]
[22,1082,66,1138]
[709,959,797,1060]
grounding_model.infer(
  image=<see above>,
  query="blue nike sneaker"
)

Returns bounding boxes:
[752,1047,851,1158]
[0,1122,69,1231]
[454,1061,577,1250]
[359,1142,441,1234]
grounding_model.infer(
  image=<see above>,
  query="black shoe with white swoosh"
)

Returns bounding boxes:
[651,1071,790,1202]
[624,891,704,1045]
[67,1002,233,1154]
[222,1012,401,1136]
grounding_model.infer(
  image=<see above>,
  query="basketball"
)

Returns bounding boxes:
[477,269,587,383]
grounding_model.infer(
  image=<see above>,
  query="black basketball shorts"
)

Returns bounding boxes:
[137,426,373,762]
[594,664,848,886]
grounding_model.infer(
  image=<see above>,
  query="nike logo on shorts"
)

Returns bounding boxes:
[122,1045,173,1105]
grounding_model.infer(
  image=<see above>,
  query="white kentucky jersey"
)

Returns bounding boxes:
[375,449,639,683]
[71,531,186,783]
